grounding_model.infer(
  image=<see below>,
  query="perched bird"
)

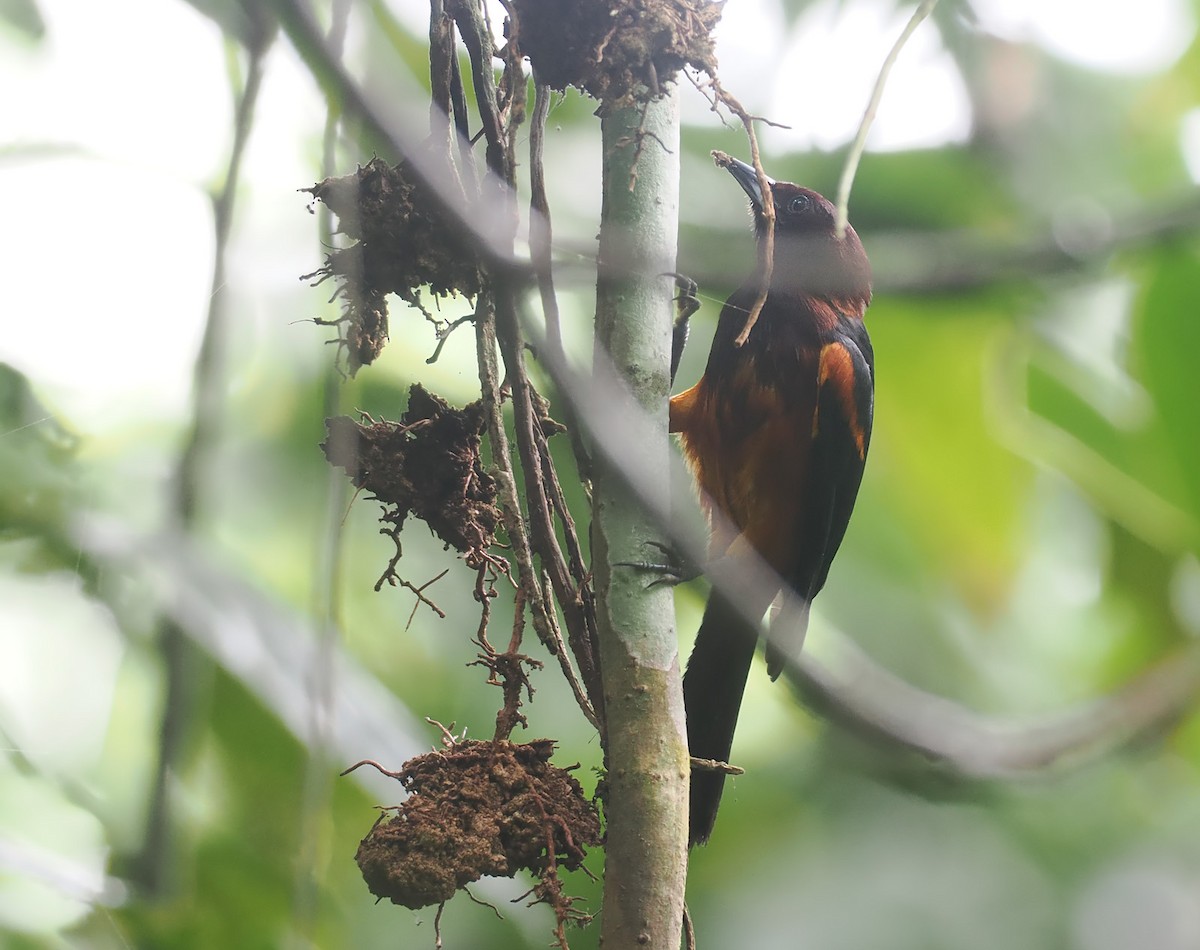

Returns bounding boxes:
[670,153,874,845]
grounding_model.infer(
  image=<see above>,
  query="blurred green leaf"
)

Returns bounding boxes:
[1133,245,1200,523]
[0,364,82,565]
[180,0,275,50]
[0,0,45,42]
[868,298,1032,611]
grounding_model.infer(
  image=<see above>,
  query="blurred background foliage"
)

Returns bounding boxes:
[2,0,1200,947]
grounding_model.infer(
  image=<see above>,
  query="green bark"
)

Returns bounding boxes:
[593,89,689,948]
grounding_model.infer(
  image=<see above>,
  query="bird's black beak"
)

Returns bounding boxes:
[720,155,773,212]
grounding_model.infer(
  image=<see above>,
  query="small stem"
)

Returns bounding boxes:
[834,0,939,238]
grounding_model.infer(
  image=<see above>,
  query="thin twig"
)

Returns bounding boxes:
[340,758,404,779]
[425,312,475,364]
[710,83,775,348]
[689,756,745,775]
[475,295,572,710]
[540,569,599,730]
[494,278,605,723]
[463,885,505,919]
[529,77,593,482]
[834,0,939,239]
[425,716,467,748]
[396,568,450,627]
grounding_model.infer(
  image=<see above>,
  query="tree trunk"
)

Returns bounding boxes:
[593,88,689,948]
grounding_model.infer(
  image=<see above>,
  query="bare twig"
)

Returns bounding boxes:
[689,756,745,776]
[463,886,505,919]
[425,312,475,364]
[709,83,774,348]
[540,569,598,729]
[425,716,467,747]
[398,569,450,627]
[529,77,593,482]
[474,296,559,655]
[340,758,404,779]
[834,0,939,239]
[495,276,606,728]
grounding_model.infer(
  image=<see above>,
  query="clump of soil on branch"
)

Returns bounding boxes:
[511,0,722,103]
[303,158,480,374]
[322,385,500,578]
[353,739,601,913]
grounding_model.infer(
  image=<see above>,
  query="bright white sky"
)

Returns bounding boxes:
[0,0,1196,433]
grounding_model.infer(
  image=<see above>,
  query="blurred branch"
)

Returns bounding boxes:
[293,0,352,936]
[678,188,1200,295]
[74,517,426,797]
[530,78,592,482]
[135,34,271,897]
[872,188,1200,294]
[790,628,1200,778]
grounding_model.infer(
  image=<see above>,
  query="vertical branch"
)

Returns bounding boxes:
[593,90,688,949]
[475,293,598,732]
[493,279,606,723]
[529,79,593,483]
[429,0,454,138]
[452,0,605,725]
[134,33,272,894]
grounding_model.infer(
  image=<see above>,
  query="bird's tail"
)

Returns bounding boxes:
[682,589,760,846]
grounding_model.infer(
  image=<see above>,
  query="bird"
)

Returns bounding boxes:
[669,152,874,845]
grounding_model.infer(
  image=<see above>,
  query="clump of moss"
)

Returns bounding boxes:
[354,738,601,910]
[511,0,721,105]
[303,158,480,374]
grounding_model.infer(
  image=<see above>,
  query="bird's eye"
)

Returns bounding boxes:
[787,194,812,214]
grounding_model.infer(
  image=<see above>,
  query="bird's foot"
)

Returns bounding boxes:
[661,272,700,386]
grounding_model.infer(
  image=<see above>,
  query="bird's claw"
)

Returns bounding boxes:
[661,272,700,385]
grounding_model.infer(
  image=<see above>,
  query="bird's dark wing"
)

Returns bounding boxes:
[766,318,874,679]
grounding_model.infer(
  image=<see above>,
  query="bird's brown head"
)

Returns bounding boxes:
[713,151,872,307]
